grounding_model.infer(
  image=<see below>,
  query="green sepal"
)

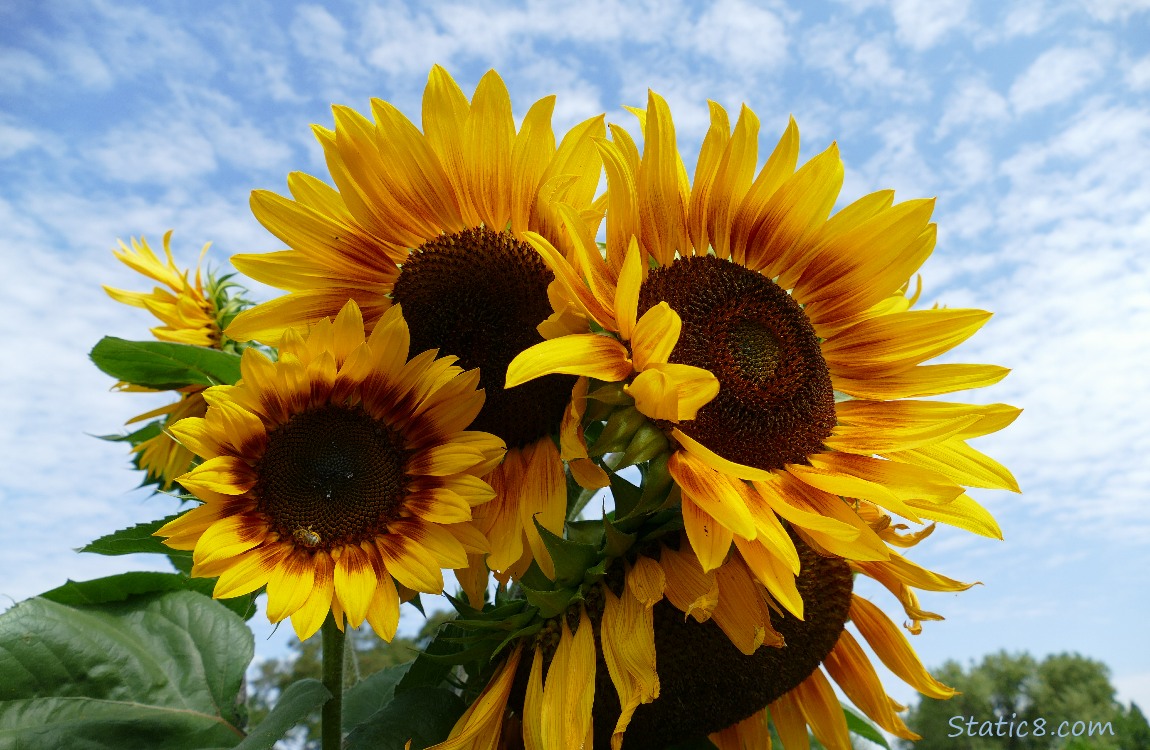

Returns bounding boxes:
[520,584,582,619]
[609,470,644,520]
[588,405,645,456]
[603,515,638,558]
[97,419,164,447]
[585,381,633,405]
[395,623,468,694]
[343,663,412,731]
[532,518,600,588]
[90,336,242,389]
[566,518,605,546]
[616,421,670,468]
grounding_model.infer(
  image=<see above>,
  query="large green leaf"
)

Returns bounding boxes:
[90,336,242,390]
[0,590,253,750]
[344,687,465,750]
[79,514,193,574]
[233,679,330,750]
[40,571,256,620]
[343,663,411,731]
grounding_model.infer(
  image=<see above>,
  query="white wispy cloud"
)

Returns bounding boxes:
[889,0,972,50]
[1009,43,1110,114]
[935,77,1011,139]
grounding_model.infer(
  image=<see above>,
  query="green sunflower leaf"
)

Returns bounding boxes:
[233,678,330,750]
[395,623,468,694]
[0,590,252,750]
[344,686,465,750]
[844,704,890,748]
[78,514,192,573]
[343,663,412,731]
[90,336,242,389]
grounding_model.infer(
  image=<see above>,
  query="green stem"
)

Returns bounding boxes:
[321,614,345,750]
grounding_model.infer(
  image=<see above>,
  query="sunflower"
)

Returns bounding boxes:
[430,528,963,750]
[154,300,506,640]
[104,231,235,487]
[507,92,1019,593]
[224,66,608,595]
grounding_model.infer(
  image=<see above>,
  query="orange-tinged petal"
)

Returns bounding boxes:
[709,707,772,750]
[660,540,719,622]
[465,70,514,228]
[406,442,488,476]
[770,691,811,750]
[733,536,802,619]
[786,463,922,523]
[712,557,779,654]
[682,496,734,573]
[523,230,616,329]
[850,594,956,699]
[669,450,757,540]
[506,334,632,387]
[823,629,919,740]
[510,95,556,235]
[822,309,992,378]
[793,669,852,750]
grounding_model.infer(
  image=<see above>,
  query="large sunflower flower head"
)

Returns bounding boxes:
[225,66,609,593]
[103,230,251,487]
[155,299,506,641]
[503,91,1020,745]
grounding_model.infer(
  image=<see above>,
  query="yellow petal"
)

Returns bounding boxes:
[615,237,644,341]
[660,540,718,622]
[523,647,545,750]
[177,455,256,496]
[334,543,378,628]
[506,334,632,387]
[265,549,316,623]
[904,493,1003,539]
[627,363,719,421]
[630,301,680,370]
[541,609,596,750]
[682,496,734,573]
[793,669,852,750]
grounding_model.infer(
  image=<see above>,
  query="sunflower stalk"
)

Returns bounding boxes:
[320,614,345,750]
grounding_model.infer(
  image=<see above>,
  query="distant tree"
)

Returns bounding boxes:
[247,609,454,749]
[902,651,1150,750]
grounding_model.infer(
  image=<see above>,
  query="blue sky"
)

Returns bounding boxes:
[2,0,1149,720]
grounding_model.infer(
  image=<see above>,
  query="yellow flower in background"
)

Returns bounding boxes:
[508,93,1019,591]
[155,300,505,640]
[104,230,219,347]
[225,65,609,596]
[104,231,229,487]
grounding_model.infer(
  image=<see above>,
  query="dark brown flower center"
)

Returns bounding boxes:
[637,255,836,470]
[391,227,575,450]
[255,405,408,549]
[593,534,854,749]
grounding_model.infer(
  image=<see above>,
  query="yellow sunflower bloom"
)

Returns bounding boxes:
[507,92,1019,586]
[155,300,505,641]
[104,231,227,487]
[224,66,607,593]
[105,230,219,347]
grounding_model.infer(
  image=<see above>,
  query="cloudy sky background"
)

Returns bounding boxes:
[2,0,1149,722]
